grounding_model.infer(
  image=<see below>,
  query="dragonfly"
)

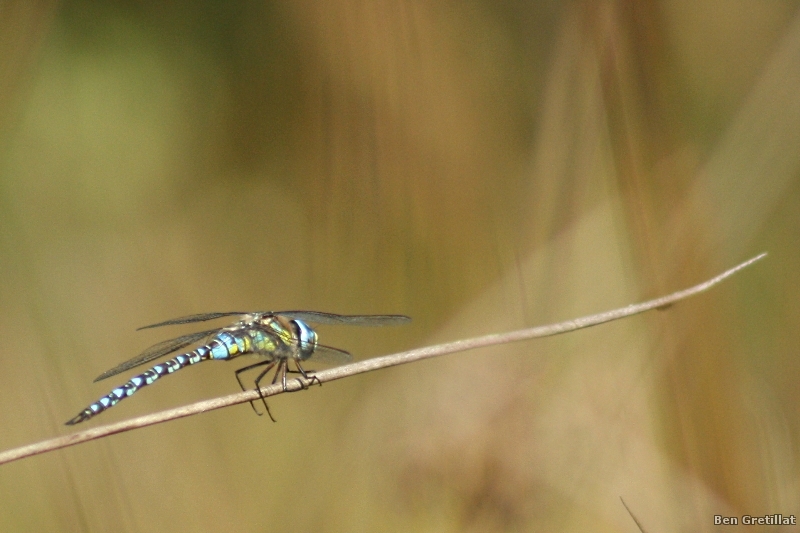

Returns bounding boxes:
[66,311,410,426]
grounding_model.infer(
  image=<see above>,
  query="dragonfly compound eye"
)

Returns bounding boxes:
[292,319,318,361]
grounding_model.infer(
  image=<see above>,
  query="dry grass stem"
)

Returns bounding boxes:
[0,253,766,466]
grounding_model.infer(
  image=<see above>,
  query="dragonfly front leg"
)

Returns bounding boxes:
[285,360,322,389]
[235,360,277,421]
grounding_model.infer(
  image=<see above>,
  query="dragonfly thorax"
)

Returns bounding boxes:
[249,314,318,361]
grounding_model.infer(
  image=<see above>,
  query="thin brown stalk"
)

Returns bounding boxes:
[620,497,649,533]
[0,253,766,466]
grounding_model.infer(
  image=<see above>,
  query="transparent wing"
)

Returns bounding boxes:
[279,311,411,326]
[138,311,411,330]
[137,312,249,330]
[93,328,221,382]
[305,343,353,366]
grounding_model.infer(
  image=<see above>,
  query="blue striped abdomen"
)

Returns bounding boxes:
[65,330,262,425]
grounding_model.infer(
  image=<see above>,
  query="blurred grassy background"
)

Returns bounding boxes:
[1,1,799,531]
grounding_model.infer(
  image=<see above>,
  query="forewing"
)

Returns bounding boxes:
[93,328,220,382]
[138,311,410,330]
[137,312,248,330]
[279,311,411,326]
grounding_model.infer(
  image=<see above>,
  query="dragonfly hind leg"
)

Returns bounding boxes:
[254,358,296,419]
[235,360,277,422]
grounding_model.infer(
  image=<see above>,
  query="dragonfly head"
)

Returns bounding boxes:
[292,319,318,361]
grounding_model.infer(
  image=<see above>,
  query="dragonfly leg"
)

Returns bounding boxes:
[284,370,310,390]
[252,362,285,423]
[236,360,277,420]
[285,360,321,389]
[270,358,289,391]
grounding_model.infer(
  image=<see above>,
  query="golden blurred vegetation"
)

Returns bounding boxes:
[1,1,798,531]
